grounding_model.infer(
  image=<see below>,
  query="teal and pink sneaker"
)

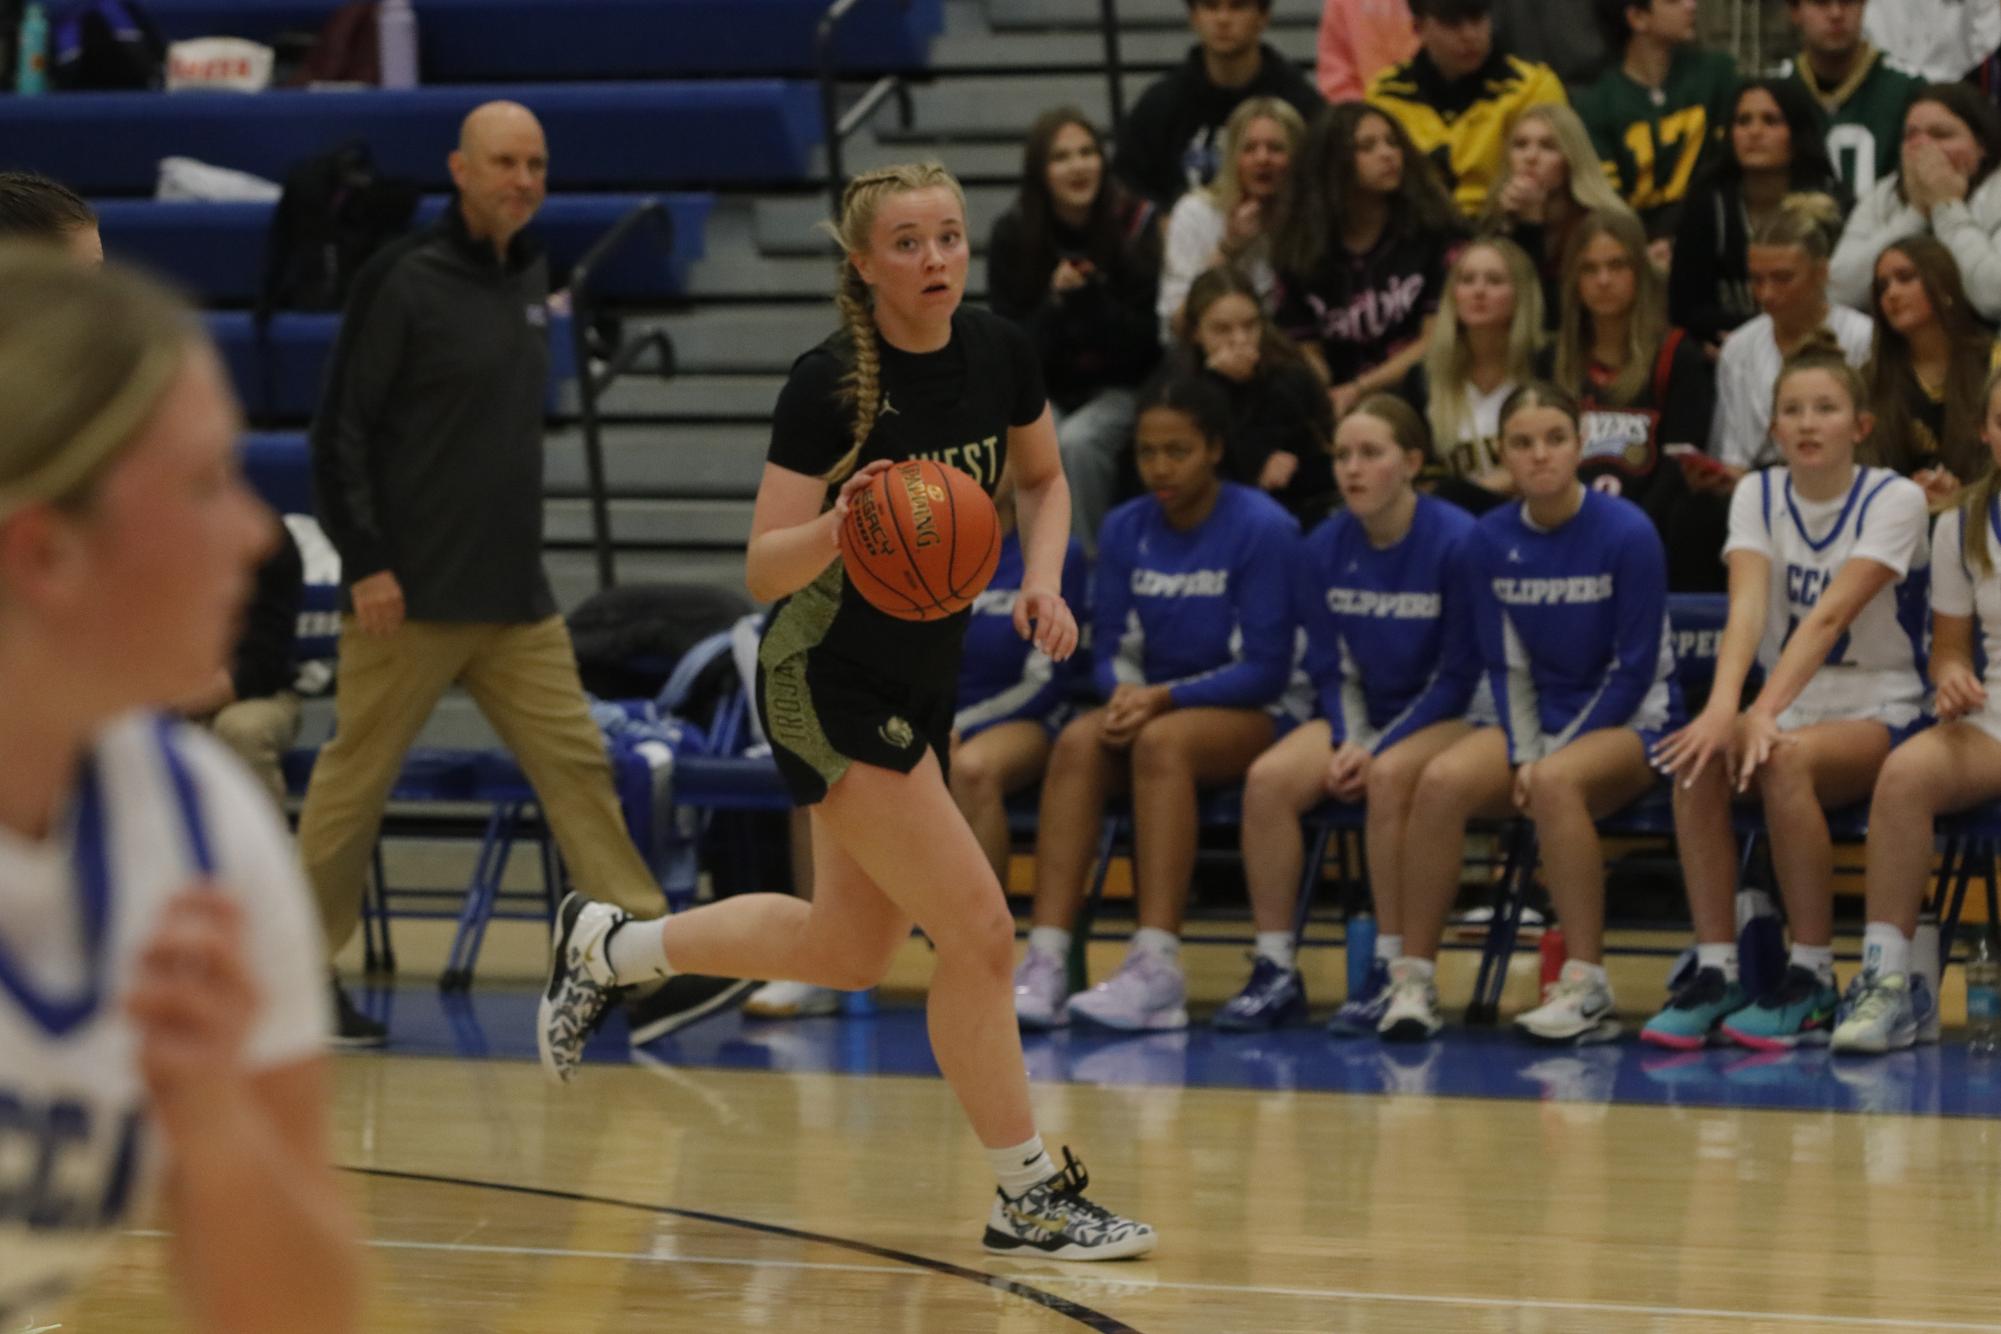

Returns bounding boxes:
[1640,966,1747,1050]
[1720,965,1839,1051]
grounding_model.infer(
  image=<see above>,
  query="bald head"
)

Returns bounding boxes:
[449,100,548,258]
[458,100,543,156]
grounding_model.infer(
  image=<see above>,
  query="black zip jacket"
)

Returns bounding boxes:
[310,203,556,623]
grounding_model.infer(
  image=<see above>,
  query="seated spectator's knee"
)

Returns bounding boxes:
[1870,747,1935,818]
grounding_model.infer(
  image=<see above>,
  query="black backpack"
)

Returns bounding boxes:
[258,140,419,318]
[49,0,163,90]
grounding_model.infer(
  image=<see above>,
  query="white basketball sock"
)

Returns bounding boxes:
[605,917,675,985]
[989,1135,1056,1197]
[1696,942,1739,982]
[1254,932,1296,972]
[1862,923,1911,979]
[1027,926,1071,962]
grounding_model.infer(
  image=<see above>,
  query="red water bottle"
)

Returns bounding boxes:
[1539,925,1567,1000]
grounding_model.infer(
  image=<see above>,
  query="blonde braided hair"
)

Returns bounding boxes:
[817,161,967,486]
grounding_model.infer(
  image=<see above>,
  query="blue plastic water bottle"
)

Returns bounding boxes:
[15,3,48,96]
[1346,911,1377,999]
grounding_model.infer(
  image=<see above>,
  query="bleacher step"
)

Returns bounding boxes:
[545,497,754,547]
[555,373,786,421]
[543,422,769,497]
[754,185,1017,257]
[985,0,1320,27]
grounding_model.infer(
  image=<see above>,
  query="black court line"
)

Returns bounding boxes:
[345,1165,1146,1334]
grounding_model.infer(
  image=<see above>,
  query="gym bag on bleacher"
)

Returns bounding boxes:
[49,0,163,89]
[257,140,418,316]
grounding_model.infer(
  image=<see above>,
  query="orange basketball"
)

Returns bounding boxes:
[839,459,1001,622]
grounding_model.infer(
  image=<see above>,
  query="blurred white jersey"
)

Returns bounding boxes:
[1724,466,1931,728]
[0,714,325,1322]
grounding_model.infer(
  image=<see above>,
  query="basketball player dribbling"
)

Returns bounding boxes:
[0,251,360,1328]
[539,162,1155,1260]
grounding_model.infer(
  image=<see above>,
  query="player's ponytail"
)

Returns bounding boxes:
[1770,327,1866,418]
[819,161,968,488]
[1960,365,2001,577]
[0,246,192,524]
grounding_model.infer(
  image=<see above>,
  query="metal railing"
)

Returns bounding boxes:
[817,0,916,217]
[566,200,678,592]
[1099,0,1125,137]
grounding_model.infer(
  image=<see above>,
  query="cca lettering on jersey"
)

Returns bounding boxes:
[0,1095,142,1231]
[1786,562,1832,608]
[1132,569,1230,597]
[1491,574,1616,605]
[1326,588,1442,618]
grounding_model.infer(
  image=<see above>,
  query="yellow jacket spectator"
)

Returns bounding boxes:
[1367,0,1565,216]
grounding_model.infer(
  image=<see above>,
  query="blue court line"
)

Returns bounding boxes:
[352,983,2001,1120]
[343,1166,1144,1334]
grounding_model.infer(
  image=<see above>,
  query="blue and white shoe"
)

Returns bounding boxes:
[1326,957,1391,1038]
[1066,951,1189,1031]
[1212,955,1308,1032]
[982,1148,1156,1261]
[1833,971,1927,1054]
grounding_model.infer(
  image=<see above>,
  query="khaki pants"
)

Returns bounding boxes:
[207,691,302,810]
[297,615,665,956]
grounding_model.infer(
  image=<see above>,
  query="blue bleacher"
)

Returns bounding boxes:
[207,307,574,419]
[0,82,822,194]
[99,193,713,304]
[142,0,942,79]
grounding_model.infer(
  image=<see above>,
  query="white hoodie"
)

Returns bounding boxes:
[1829,170,2001,321]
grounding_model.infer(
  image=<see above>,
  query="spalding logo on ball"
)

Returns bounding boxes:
[839,459,1001,621]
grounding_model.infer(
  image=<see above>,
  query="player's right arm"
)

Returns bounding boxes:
[746,460,890,603]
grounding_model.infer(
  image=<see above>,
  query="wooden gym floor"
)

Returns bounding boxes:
[53,924,2001,1332]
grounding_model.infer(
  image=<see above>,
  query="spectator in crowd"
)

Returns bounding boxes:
[1366,0,1565,217]
[1114,0,1322,214]
[1158,96,1306,343]
[1272,101,1463,420]
[1862,0,2001,84]
[1574,0,1738,238]
[1492,0,1607,86]
[300,102,730,1046]
[1402,235,1545,513]
[0,171,308,806]
[989,108,1162,554]
[1215,394,1485,1035]
[1831,84,2001,322]
[1482,103,1634,326]
[1380,381,1677,1044]
[1544,208,1717,587]
[0,169,102,263]
[949,481,1090,894]
[1710,194,1872,477]
[1012,373,1305,1032]
[1782,0,1924,198]
[1672,78,1845,351]
[1174,265,1337,519]
[1317,0,1417,100]
[1863,234,1995,504]
[1647,337,1928,1053]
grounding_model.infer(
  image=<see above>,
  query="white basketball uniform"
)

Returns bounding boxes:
[1930,503,2001,745]
[1724,466,1930,729]
[0,714,326,1322]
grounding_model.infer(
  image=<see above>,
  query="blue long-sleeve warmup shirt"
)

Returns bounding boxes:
[1298,494,1483,752]
[1091,483,1304,713]
[1468,490,1682,764]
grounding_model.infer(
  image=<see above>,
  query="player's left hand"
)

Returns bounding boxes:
[126,889,260,1134]
[1511,761,1536,813]
[1014,586,1078,661]
[1734,710,1794,793]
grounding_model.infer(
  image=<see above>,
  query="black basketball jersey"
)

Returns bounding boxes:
[763,306,1047,685]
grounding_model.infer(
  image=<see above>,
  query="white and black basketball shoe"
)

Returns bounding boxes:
[982,1148,1156,1261]
[537,892,629,1084]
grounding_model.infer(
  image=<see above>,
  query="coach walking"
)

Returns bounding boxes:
[300,101,718,1045]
